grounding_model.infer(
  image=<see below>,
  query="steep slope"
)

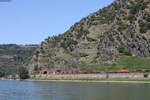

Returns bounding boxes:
[29,0,150,73]
[0,44,37,77]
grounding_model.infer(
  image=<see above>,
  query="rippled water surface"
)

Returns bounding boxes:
[0,80,150,100]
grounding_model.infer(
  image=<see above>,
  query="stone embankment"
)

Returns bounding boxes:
[31,73,150,79]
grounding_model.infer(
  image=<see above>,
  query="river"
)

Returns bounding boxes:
[0,80,150,100]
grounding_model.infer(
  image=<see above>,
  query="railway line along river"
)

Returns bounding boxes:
[0,80,150,100]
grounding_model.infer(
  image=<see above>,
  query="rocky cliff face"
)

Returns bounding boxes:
[29,0,150,73]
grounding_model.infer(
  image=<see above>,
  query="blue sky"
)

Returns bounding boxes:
[0,0,114,44]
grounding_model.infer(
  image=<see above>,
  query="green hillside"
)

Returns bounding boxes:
[0,44,37,77]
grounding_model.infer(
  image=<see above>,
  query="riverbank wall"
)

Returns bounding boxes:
[30,73,150,79]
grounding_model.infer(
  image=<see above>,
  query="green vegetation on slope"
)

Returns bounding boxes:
[0,44,37,77]
[79,56,150,72]
[117,56,150,71]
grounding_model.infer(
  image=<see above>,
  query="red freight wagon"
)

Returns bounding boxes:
[117,70,129,73]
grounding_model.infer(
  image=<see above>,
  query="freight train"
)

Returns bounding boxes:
[42,69,130,75]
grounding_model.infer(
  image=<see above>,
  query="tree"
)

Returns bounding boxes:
[0,72,5,78]
[18,67,29,79]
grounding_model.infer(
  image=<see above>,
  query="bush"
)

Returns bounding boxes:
[0,72,5,78]
[139,20,150,33]
[87,37,97,42]
[118,46,132,56]
[79,53,89,57]
[143,13,150,22]
[130,0,147,14]
[76,29,89,39]
[144,73,149,78]
[61,38,78,51]
[125,15,136,21]
[18,67,29,79]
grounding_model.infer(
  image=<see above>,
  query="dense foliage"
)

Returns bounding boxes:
[18,67,29,79]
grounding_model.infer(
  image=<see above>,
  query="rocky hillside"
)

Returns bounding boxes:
[0,44,37,77]
[29,0,150,73]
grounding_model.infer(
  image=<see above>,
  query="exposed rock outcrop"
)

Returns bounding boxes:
[29,0,150,73]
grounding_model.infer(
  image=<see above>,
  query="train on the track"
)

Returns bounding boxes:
[40,67,130,75]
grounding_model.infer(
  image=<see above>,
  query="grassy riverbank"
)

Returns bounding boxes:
[27,78,150,83]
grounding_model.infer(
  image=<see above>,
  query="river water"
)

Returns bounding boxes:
[0,80,150,100]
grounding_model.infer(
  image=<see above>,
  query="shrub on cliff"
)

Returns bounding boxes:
[18,67,29,79]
